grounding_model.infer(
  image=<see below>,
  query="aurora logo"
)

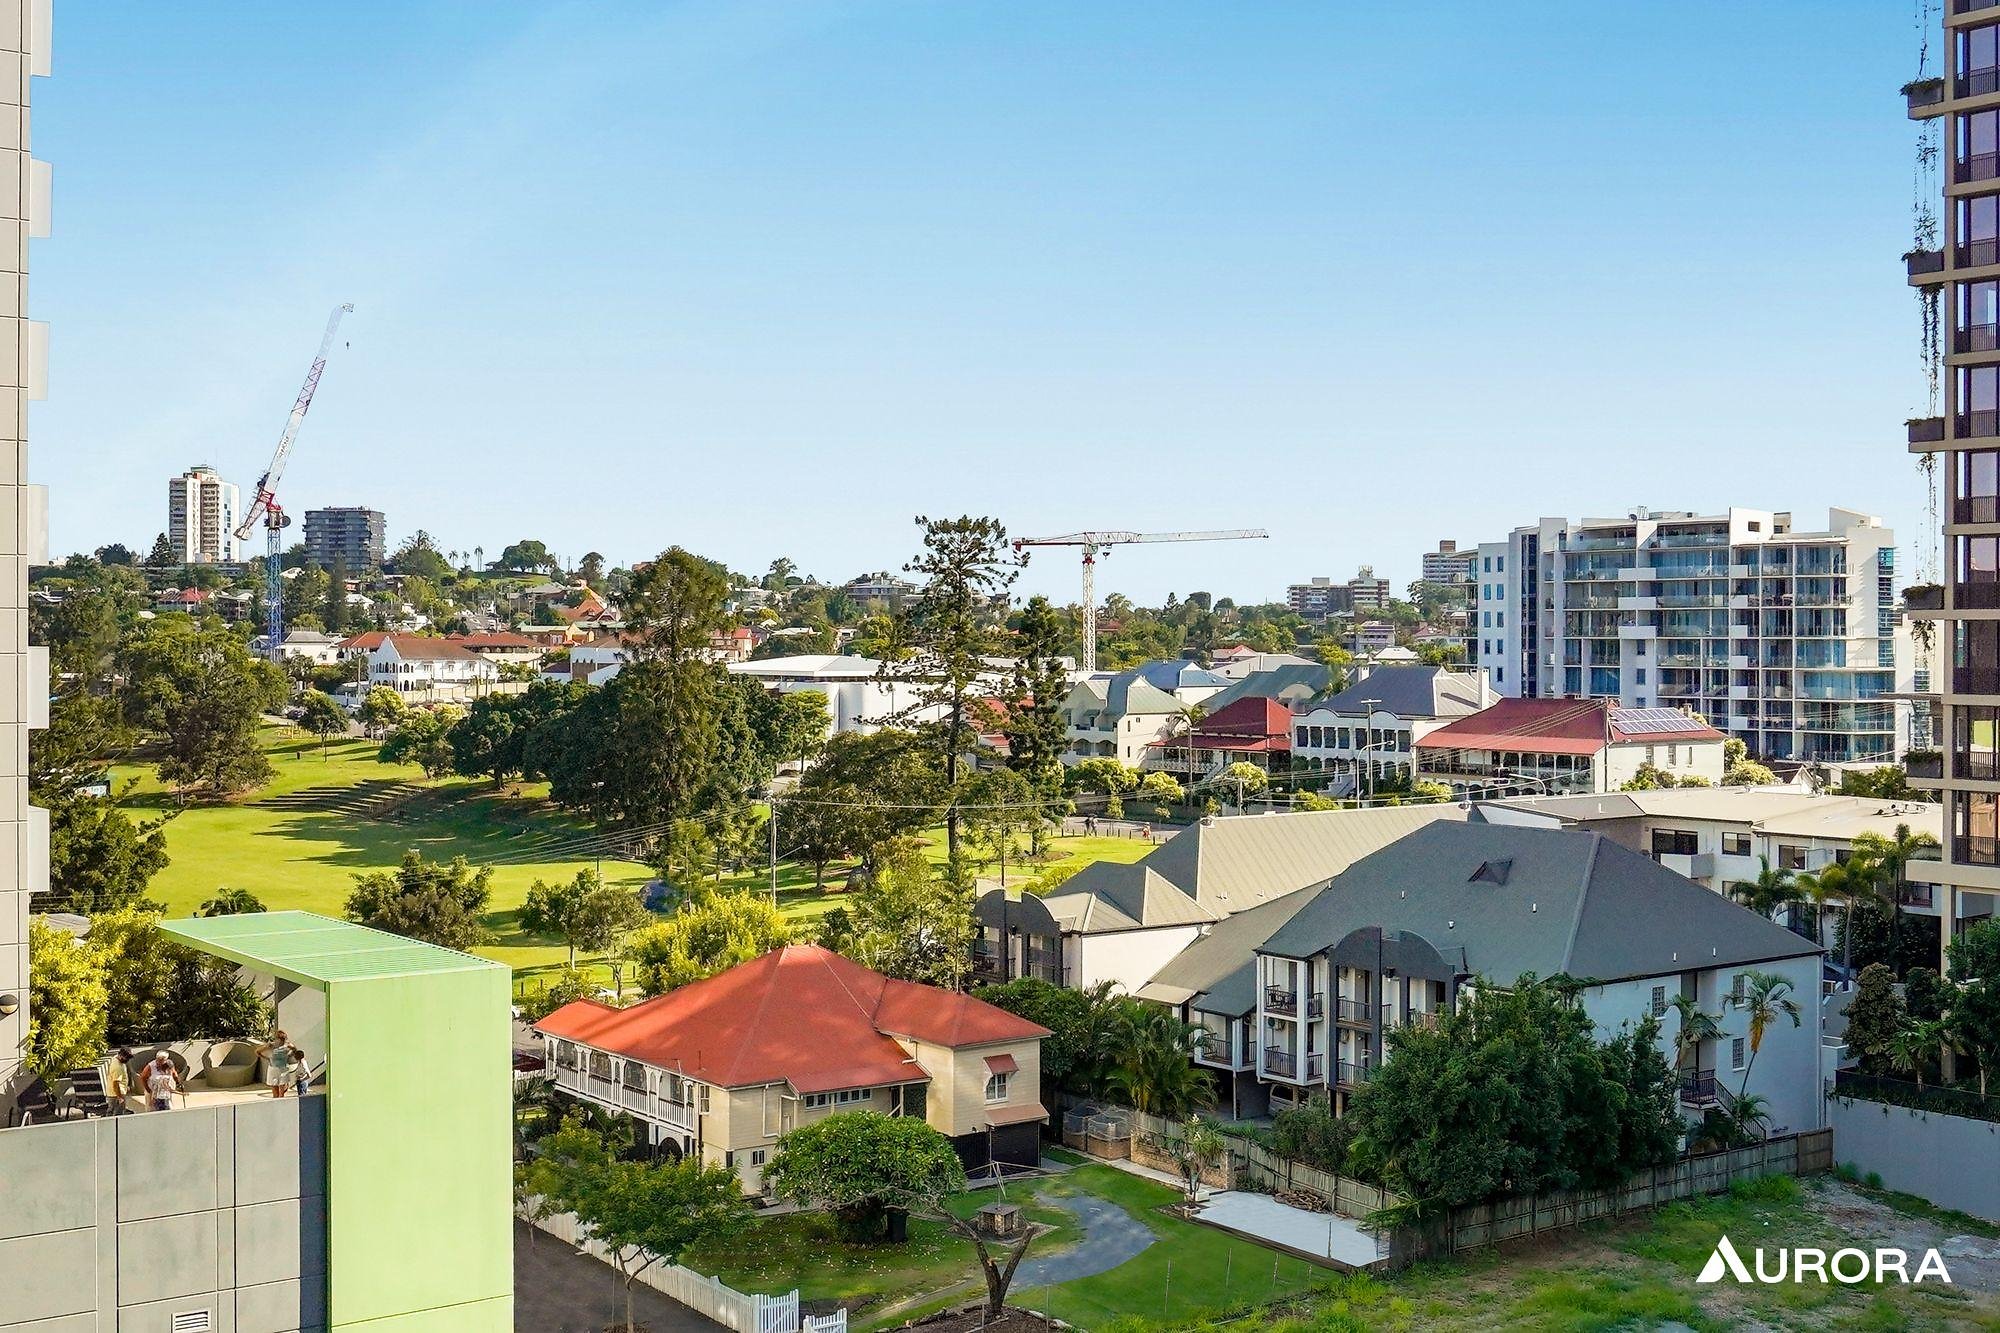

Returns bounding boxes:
[1697,1235,1952,1285]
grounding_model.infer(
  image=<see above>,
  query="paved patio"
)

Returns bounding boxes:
[1195,1191,1385,1269]
[514,1219,724,1332]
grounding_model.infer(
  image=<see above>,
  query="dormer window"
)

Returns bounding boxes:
[1469,859,1513,886]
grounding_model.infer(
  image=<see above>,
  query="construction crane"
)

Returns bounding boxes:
[1011,528,1269,672]
[234,303,354,659]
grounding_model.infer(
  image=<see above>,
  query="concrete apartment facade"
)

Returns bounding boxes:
[301,507,384,573]
[1902,7,2000,966]
[1419,539,1477,586]
[1475,508,1914,767]
[166,466,241,565]
[1,913,514,1332]
[0,0,51,1100]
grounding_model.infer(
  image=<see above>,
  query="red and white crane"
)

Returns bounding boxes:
[1011,528,1269,671]
[234,303,354,657]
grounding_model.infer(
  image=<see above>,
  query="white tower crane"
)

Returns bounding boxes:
[1011,528,1269,672]
[235,303,354,658]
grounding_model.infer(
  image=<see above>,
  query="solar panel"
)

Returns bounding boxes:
[1611,707,1704,735]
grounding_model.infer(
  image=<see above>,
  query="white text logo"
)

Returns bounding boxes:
[1697,1235,1953,1286]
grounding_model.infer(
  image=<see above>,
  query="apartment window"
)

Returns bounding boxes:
[1959,449,2000,524]
[1960,534,2000,609]
[1732,1037,1747,1072]
[750,1149,766,1166]
[1962,108,2000,182]
[985,1072,1011,1102]
[621,1061,647,1093]
[553,1041,578,1070]
[1962,21,2000,96]
[1650,829,1699,857]
[1961,363,2000,437]
[1956,705,2000,779]
[1496,612,1504,628]
[803,1088,872,1109]
[1962,193,2000,268]
[588,1051,614,1081]
[1722,832,1751,857]
[1484,556,1492,572]
[1497,667,1505,684]
[1777,844,1807,871]
[1497,556,1505,572]
[1729,973,1747,1006]
[1650,986,1667,1018]
[1965,279,2000,354]
[1955,790,2000,866]
[1956,618,2000,694]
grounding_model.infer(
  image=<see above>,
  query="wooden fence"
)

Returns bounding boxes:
[1402,1127,1835,1263]
[523,1198,814,1333]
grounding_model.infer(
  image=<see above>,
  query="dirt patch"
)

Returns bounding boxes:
[1813,1178,2000,1294]
[898,1306,1061,1333]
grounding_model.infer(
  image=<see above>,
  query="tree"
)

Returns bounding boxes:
[345,850,494,950]
[1159,1115,1226,1210]
[1904,966,1951,1021]
[297,690,347,749]
[518,868,650,969]
[38,787,171,916]
[880,516,1022,876]
[623,889,791,994]
[975,977,1123,1099]
[1889,1016,1953,1093]
[574,551,606,590]
[1107,1003,1215,1117]
[1727,857,1799,922]
[1947,921,2000,1097]
[748,685,830,772]
[25,916,108,1075]
[1723,759,1778,786]
[283,563,330,630]
[379,707,462,779]
[522,1117,749,1333]
[497,539,555,573]
[1839,766,1917,800]
[118,617,288,795]
[89,907,270,1045]
[324,556,350,633]
[197,887,266,917]
[1735,970,1801,1107]
[1851,824,1942,978]
[1843,964,1905,1075]
[358,685,407,738]
[843,839,976,989]
[145,532,174,568]
[1003,595,1072,823]
[1271,1093,1354,1174]
[1218,761,1268,809]
[450,680,583,782]
[767,1112,1031,1317]
[959,767,1041,886]
[779,730,941,887]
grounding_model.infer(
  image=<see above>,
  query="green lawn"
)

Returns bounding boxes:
[114,730,1153,986]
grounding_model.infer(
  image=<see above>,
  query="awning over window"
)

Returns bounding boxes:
[985,1102,1048,1127]
[985,1053,1019,1075]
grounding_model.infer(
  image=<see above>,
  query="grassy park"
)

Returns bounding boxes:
[111,726,1153,985]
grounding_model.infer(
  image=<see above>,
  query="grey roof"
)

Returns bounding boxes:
[1136,886,1321,1012]
[1200,664,1331,712]
[1300,666,1485,721]
[1122,660,1231,693]
[1259,822,1820,985]
[1044,804,1468,934]
[1104,675,1190,716]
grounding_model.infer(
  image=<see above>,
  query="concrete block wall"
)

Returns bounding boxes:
[1829,1096,2000,1224]
[0,0,50,1094]
[0,1097,329,1332]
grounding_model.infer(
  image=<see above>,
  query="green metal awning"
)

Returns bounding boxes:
[160,910,502,989]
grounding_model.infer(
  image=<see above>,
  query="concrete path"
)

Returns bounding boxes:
[1014,1193,1157,1287]
[1196,1191,1383,1269]
[513,1219,725,1332]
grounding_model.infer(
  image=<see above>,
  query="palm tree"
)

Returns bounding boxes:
[1728,857,1800,923]
[1668,993,1723,1078]
[1851,824,1943,977]
[1792,862,1852,949]
[1736,970,1802,1103]
[1728,1092,1772,1144]
[1106,1004,1216,1118]
[1889,1016,1953,1094]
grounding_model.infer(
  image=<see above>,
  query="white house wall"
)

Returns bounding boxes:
[1072,925,1201,995]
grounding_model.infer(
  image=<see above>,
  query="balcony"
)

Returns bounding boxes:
[1905,751,1943,781]
[1959,0,2000,14]
[1907,248,1947,281]
[1956,497,2000,523]
[1959,409,2000,439]
[1957,581,2000,609]
[1263,1047,1297,1079]
[1335,997,1372,1025]
[1907,76,1947,116]
[1677,1070,1729,1109]
[1963,239,2000,269]
[1264,987,1298,1017]
[1964,322,2000,355]
[1336,1058,1372,1088]
[1967,152,2000,184]
[1912,415,1948,446]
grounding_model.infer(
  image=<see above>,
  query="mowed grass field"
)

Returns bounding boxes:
[112,727,1155,988]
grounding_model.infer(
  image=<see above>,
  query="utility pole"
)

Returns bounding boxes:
[768,800,779,907]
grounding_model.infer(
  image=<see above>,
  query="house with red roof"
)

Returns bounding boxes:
[365,633,501,702]
[1415,697,1725,796]
[534,945,1050,1192]
[1151,695,1294,778]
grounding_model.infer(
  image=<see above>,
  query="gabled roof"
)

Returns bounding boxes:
[1104,675,1187,716]
[337,631,390,651]
[1200,664,1331,712]
[534,945,1046,1093]
[1136,885,1321,1010]
[1042,804,1469,932]
[1120,660,1231,694]
[377,633,485,663]
[1257,822,1819,985]
[1416,698,1720,757]
[1301,666,1485,722]
[1184,696,1294,751]
[452,631,542,650]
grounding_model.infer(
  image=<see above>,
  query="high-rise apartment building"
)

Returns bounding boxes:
[166,463,240,563]
[304,505,386,570]
[0,0,51,1096]
[1905,15,2000,952]
[1285,576,1352,621]
[1474,508,1912,765]
[1348,564,1391,613]
[1420,539,1477,586]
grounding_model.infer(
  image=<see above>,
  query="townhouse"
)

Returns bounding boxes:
[1290,665,1490,795]
[1062,661,1230,767]
[366,633,502,702]
[1414,697,1726,796]
[535,946,1048,1193]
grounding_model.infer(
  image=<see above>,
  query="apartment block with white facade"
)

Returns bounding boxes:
[166,463,240,563]
[0,0,48,1097]
[1475,508,1914,767]
[1419,539,1477,586]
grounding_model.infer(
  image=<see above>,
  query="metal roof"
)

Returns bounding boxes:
[161,910,502,988]
[1136,886,1321,1011]
[1302,666,1486,721]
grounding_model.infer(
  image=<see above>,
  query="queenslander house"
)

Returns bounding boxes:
[535,946,1050,1194]
[1149,821,1826,1134]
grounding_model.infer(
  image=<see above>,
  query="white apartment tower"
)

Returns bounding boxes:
[1,0,52,1092]
[166,464,239,563]
[1474,509,1913,766]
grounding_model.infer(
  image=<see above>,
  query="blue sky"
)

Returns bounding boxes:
[34,2,1930,603]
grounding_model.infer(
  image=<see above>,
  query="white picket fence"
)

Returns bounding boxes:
[523,1200,845,1333]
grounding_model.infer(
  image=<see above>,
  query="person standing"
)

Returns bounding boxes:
[258,1030,300,1098]
[141,1051,184,1111]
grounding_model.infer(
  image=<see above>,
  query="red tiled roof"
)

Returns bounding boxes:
[378,633,484,663]
[534,945,1047,1093]
[337,631,390,651]
[1415,698,1720,757]
[1187,696,1293,751]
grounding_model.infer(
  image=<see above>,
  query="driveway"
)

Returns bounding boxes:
[514,1219,725,1332]
[1014,1193,1156,1286]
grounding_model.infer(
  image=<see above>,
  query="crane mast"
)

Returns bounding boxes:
[236,304,353,659]
[1011,528,1269,671]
